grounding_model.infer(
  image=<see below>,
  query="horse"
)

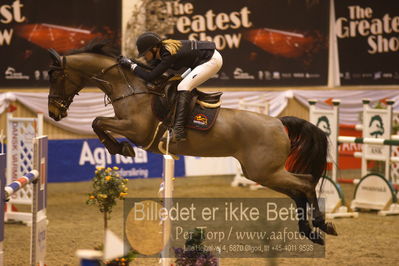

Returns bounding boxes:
[47,40,337,245]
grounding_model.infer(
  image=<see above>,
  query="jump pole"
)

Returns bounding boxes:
[338,136,399,146]
[0,136,48,266]
[159,154,174,266]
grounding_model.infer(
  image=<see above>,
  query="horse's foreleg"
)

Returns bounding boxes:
[92,117,135,157]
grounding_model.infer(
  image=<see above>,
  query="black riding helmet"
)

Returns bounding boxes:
[136,32,161,57]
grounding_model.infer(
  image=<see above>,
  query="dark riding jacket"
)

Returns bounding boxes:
[133,40,216,82]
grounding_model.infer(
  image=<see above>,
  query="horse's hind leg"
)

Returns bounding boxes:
[293,174,337,236]
[280,172,337,236]
[292,196,314,240]
[255,169,336,245]
[291,189,337,245]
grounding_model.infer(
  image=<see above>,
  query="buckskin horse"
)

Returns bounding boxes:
[47,40,337,245]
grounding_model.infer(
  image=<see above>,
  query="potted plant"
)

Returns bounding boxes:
[86,166,135,265]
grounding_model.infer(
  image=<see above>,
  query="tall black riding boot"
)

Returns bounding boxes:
[172,91,191,142]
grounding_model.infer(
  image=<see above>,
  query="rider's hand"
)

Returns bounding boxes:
[118,56,137,70]
[118,56,131,68]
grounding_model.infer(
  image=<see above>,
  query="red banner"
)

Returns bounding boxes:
[0,0,121,87]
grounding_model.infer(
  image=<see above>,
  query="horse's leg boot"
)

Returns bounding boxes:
[172,91,191,142]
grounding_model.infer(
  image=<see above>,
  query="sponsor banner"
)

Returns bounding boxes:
[123,0,329,87]
[335,0,399,85]
[46,139,185,182]
[0,0,121,87]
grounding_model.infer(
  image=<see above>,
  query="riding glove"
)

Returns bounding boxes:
[118,56,137,71]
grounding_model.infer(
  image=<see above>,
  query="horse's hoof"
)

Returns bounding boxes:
[320,222,338,236]
[298,221,325,245]
[121,141,135,157]
[308,229,325,246]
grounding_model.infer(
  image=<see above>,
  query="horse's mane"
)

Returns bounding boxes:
[65,38,154,71]
[65,38,119,58]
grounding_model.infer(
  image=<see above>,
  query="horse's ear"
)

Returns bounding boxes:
[48,48,62,66]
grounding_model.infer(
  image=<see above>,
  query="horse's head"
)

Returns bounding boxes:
[47,49,84,121]
[47,39,150,122]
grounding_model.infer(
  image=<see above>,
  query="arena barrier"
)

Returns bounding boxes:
[6,113,43,224]
[309,99,399,216]
[231,98,269,189]
[0,136,48,266]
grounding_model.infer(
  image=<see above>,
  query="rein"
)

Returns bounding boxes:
[49,56,163,108]
[109,58,163,103]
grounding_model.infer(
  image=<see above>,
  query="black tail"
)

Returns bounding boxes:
[279,116,328,182]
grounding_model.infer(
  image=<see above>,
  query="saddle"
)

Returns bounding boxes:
[151,77,222,131]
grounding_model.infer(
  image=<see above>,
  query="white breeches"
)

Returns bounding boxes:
[177,50,223,91]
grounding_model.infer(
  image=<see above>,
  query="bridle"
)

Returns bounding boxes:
[48,63,85,114]
[48,55,163,110]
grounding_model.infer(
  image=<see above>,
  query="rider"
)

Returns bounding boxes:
[118,32,223,142]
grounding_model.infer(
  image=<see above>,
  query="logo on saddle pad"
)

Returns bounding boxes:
[186,105,219,131]
[193,114,208,126]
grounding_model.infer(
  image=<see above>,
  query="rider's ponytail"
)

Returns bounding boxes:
[161,39,182,55]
